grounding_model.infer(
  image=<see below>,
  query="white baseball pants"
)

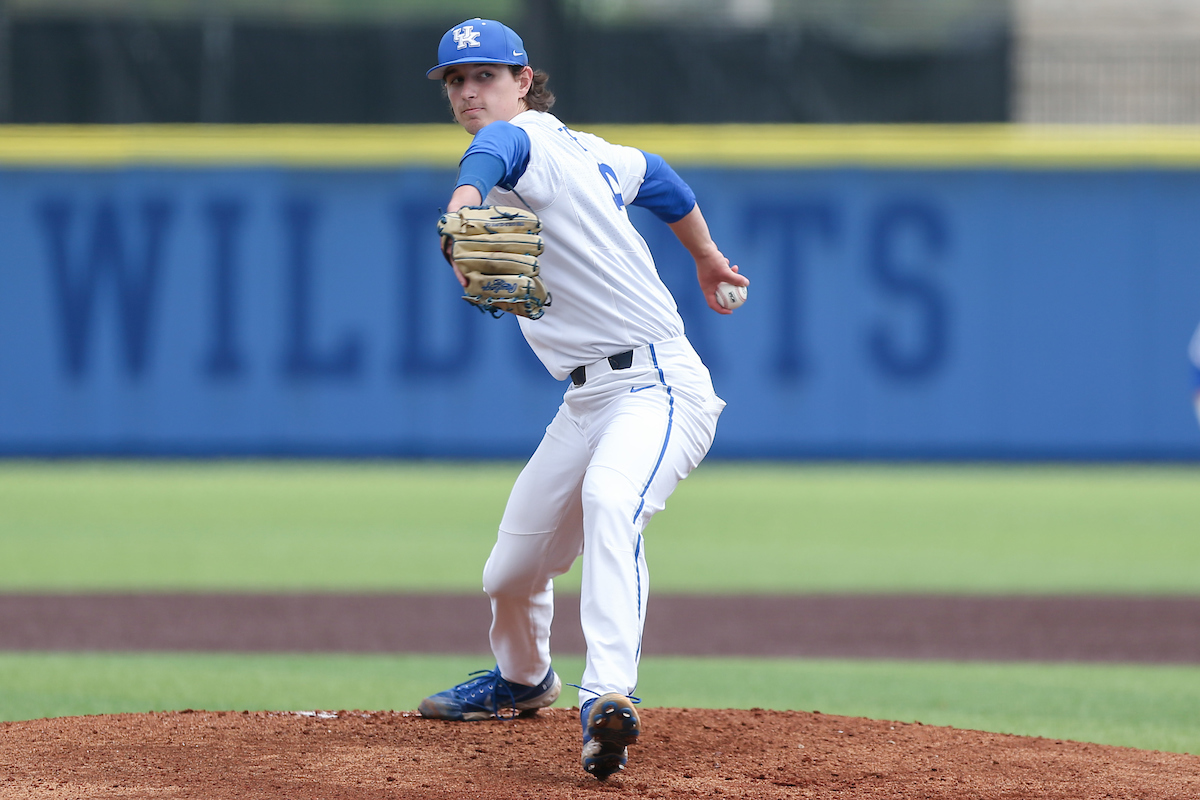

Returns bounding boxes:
[482,337,724,702]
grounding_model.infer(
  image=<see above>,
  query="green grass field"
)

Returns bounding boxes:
[2,461,1199,753]
[3,460,1198,593]
[1,654,1197,755]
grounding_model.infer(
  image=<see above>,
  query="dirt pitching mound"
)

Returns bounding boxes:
[2,708,1197,799]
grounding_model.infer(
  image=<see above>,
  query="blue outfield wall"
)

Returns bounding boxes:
[2,161,1200,459]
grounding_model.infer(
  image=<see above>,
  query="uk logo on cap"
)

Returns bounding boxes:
[427,18,529,80]
[453,26,481,50]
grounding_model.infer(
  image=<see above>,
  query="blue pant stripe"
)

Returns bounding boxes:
[634,532,644,661]
[631,344,675,525]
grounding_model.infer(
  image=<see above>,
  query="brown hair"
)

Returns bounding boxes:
[513,66,555,113]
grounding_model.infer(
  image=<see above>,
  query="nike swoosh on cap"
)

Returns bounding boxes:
[513,51,524,56]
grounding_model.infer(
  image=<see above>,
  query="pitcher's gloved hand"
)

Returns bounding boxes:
[437,205,550,319]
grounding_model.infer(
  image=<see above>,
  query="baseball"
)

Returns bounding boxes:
[715,282,748,310]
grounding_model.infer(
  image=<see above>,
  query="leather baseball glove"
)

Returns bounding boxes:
[437,205,550,320]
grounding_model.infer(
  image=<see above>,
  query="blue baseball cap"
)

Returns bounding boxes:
[427,19,528,81]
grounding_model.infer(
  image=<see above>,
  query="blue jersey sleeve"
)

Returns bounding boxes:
[455,153,507,203]
[631,152,696,224]
[459,121,532,195]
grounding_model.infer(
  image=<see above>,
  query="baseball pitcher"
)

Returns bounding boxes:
[417,18,749,781]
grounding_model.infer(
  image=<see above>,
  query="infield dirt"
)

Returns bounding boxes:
[2,706,1198,799]
[3,593,1198,797]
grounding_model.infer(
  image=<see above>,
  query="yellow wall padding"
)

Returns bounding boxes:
[2,124,1200,168]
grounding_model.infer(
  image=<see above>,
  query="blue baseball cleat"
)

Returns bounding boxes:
[418,666,561,721]
[580,693,641,780]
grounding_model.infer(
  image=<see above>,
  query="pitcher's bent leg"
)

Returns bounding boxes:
[483,407,589,687]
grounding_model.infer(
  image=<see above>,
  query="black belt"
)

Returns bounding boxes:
[570,349,634,387]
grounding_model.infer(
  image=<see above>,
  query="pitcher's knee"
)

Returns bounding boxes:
[482,557,537,598]
[482,530,565,598]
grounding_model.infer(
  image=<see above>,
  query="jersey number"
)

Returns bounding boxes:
[597,163,625,211]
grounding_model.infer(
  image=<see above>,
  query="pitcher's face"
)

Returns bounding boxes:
[444,64,532,134]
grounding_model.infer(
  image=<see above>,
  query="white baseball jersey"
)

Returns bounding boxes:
[486,111,686,380]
